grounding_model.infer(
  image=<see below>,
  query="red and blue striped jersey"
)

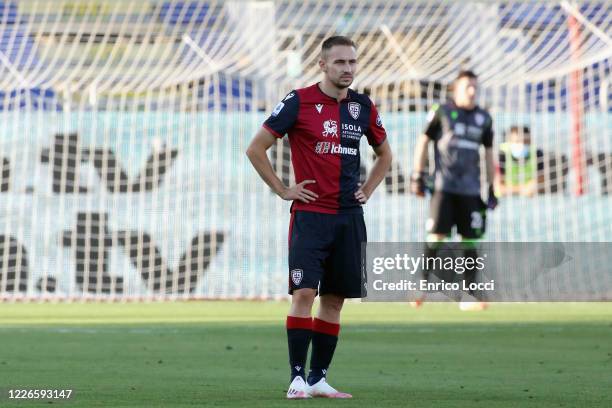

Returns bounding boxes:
[263,83,387,214]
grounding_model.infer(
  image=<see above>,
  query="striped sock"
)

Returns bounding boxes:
[286,316,312,381]
[307,318,340,385]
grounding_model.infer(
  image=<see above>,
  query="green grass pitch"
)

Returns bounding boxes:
[0,301,611,407]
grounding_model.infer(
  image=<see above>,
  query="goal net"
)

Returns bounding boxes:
[0,0,610,300]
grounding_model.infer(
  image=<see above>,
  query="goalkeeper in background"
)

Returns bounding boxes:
[410,70,497,311]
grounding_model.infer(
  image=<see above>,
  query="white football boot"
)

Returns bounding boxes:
[459,301,488,311]
[286,376,311,399]
[308,378,352,398]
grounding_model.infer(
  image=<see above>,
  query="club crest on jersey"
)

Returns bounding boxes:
[474,113,485,126]
[315,104,323,114]
[291,269,303,286]
[348,102,361,120]
[322,119,338,138]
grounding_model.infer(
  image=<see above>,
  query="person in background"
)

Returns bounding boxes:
[497,125,544,197]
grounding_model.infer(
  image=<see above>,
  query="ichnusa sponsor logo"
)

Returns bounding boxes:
[314,142,358,156]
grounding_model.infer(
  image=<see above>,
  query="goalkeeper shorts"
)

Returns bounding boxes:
[427,191,487,239]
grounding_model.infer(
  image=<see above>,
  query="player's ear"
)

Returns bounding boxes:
[319,58,326,72]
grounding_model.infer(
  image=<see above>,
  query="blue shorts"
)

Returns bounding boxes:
[288,210,366,298]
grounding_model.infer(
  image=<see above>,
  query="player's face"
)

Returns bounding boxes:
[454,77,478,106]
[510,131,531,145]
[319,45,357,89]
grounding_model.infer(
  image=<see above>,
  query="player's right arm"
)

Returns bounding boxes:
[246,91,318,203]
[411,104,440,196]
[245,128,318,203]
[410,134,430,196]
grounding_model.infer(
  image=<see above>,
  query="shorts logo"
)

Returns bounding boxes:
[376,114,382,127]
[291,269,303,286]
[322,119,338,138]
[348,102,361,120]
[470,211,483,229]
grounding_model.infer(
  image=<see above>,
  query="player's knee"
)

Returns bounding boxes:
[320,295,344,314]
[291,288,316,309]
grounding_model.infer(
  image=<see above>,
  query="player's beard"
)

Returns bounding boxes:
[331,75,353,89]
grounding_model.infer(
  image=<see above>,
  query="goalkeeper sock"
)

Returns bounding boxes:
[286,316,312,381]
[307,318,339,385]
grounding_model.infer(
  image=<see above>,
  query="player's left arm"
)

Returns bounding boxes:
[356,102,393,204]
[355,140,392,203]
[485,147,495,187]
[483,117,498,209]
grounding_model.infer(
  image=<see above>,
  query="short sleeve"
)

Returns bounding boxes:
[482,116,494,147]
[365,102,387,147]
[262,91,300,138]
[424,104,442,140]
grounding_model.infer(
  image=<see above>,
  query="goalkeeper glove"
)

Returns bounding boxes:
[410,172,426,197]
[487,184,498,210]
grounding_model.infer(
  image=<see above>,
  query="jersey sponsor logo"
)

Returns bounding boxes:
[331,144,358,155]
[376,114,383,127]
[454,123,466,136]
[283,92,295,101]
[322,119,338,138]
[342,123,362,132]
[453,139,480,150]
[467,125,483,139]
[271,102,285,117]
[315,141,331,154]
[348,102,361,119]
[315,103,323,114]
[341,123,363,141]
[314,142,358,156]
[291,269,303,285]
